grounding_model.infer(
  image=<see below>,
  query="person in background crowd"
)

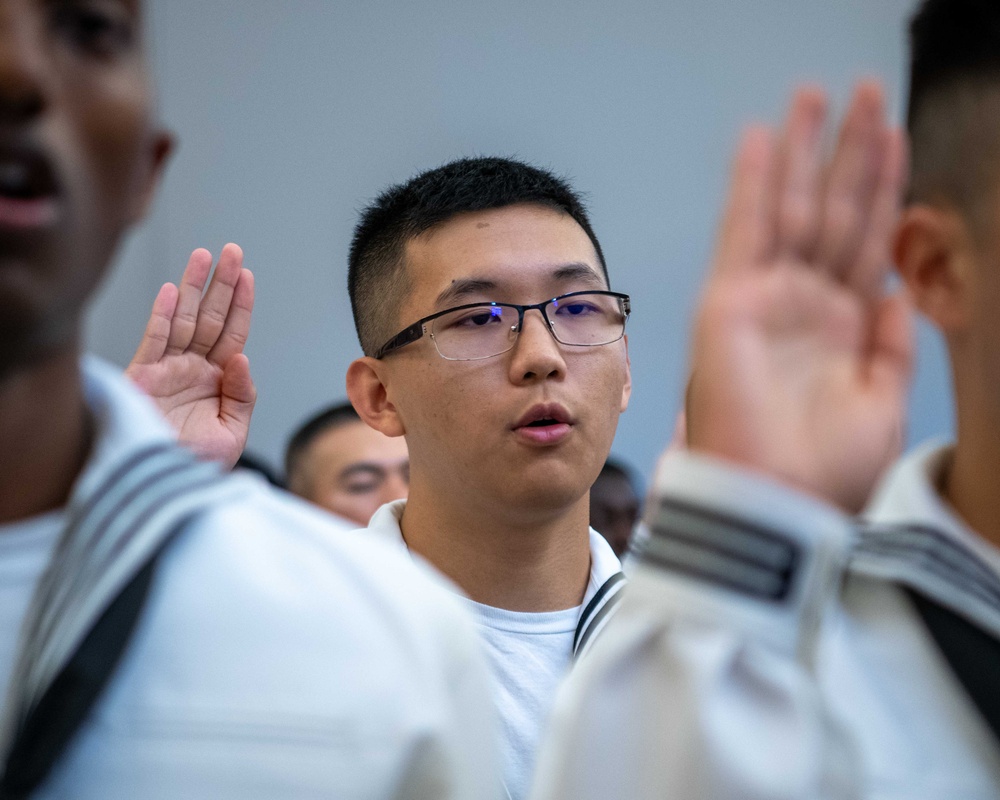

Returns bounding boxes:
[235,451,283,486]
[588,459,641,558]
[285,401,409,526]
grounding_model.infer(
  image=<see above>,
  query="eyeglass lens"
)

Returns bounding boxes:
[430,293,626,361]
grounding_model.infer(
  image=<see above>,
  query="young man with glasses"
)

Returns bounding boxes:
[344,158,630,800]
[135,157,631,800]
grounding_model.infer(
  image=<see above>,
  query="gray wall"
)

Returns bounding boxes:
[86,0,951,485]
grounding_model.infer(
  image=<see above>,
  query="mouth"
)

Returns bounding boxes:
[0,145,60,231]
[512,403,574,445]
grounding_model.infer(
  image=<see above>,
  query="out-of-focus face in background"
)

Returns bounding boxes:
[287,415,409,526]
[589,461,641,558]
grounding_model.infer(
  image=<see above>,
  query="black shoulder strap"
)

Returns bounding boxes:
[0,555,159,799]
[906,589,1000,745]
[0,443,240,798]
[853,522,1000,748]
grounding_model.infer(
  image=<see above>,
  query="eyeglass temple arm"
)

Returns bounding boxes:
[374,322,424,359]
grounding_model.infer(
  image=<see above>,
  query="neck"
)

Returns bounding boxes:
[0,347,90,524]
[399,480,592,612]
[943,362,1000,548]
[945,436,1000,551]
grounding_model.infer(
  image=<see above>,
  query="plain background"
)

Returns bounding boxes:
[85,0,949,485]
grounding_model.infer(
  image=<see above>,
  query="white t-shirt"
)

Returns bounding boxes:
[364,500,624,800]
[469,601,579,800]
[0,511,61,703]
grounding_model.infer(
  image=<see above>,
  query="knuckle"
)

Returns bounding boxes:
[200,307,228,326]
[780,198,816,241]
[224,330,248,347]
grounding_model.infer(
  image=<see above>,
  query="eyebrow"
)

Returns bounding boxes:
[433,263,606,308]
[435,279,498,308]
[551,263,606,287]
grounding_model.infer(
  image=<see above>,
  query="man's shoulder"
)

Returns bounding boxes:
[97,477,481,724]
[47,473,495,799]
[178,480,472,636]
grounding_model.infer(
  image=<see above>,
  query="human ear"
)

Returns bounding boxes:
[346,357,407,437]
[893,204,973,333]
[619,334,632,413]
[129,128,174,223]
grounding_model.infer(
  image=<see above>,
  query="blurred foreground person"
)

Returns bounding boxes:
[0,2,494,797]
[533,2,1000,797]
[285,402,408,526]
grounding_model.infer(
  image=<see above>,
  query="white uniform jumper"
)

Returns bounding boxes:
[0,359,498,800]
[532,444,1000,800]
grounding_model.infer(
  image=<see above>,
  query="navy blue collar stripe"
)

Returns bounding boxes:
[573,571,626,659]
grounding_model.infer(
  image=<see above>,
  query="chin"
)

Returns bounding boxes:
[0,313,77,379]
[495,475,590,518]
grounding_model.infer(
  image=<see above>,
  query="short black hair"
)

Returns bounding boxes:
[236,452,284,488]
[284,402,361,491]
[907,0,1000,235]
[348,156,608,357]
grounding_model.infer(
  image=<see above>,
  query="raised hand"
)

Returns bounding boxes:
[685,83,913,512]
[125,244,256,469]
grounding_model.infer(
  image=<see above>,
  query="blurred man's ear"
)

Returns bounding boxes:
[129,129,175,223]
[619,334,632,413]
[894,204,974,333]
[346,357,407,438]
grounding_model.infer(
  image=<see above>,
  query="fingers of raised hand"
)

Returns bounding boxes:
[130,282,178,367]
[814,83,891,281]
[846,128,908,298]
[206,267,255,368]
[189,243,245,358]
[774,88,827,262]
[715,125,777,275]
[164,248,213,355]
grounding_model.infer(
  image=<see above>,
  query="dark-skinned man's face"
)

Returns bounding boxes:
[0,0,170,373]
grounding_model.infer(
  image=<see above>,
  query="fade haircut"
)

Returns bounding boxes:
[907,0,1000,240]
[348,156,609,357]
[284,402,361,492]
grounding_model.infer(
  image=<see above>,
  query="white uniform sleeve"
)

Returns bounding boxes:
[531,451,861,800]
[394,599,502,800]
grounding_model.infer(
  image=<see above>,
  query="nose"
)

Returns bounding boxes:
[0,4,47,123]
[508,307,566,384]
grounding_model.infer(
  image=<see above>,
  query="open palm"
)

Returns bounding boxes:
[125,244,256,469]
[687,85,913,512]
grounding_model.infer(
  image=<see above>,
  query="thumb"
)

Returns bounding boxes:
[867,289,915,400]
[219,353,257,433]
